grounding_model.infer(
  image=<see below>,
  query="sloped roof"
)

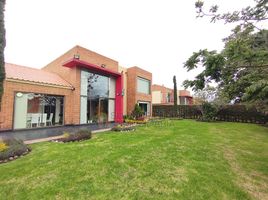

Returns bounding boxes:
[5,63,73,88]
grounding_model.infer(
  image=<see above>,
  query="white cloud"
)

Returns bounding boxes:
[4,0,267,91]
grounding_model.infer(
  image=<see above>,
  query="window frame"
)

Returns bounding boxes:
[137,76,151,95]
[13,91,65,129]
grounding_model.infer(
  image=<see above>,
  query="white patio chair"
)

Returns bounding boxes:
[26,113,32,128]
[30,113,40,127]
[40,113,47,126]
[46,113,53,126]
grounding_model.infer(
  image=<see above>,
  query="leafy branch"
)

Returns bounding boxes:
[195,0,268,30]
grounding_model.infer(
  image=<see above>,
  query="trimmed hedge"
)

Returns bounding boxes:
[217,105,267,123]
[153,105,202,119]
[153,105,268,124]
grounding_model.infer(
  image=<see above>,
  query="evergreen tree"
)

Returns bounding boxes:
[0,0,6,110]
[173,75,178,110]
[183,1,268,111]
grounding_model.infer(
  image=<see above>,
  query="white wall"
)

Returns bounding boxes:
[152,91,161,104]
[14,93,28,129]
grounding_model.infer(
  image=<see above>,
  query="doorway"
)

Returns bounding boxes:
[138,102,150,116]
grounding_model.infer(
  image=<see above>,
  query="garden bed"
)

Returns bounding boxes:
[112,124,136,132]
[0,138,31,164]
[52,129,92,143]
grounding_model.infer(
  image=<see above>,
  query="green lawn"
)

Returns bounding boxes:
[0,120,268,200]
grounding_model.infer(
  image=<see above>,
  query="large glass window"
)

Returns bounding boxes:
[179,97,187,105]
[14,93,64,129]
[166,92,171,103]
[88,73,109,98]
[137,77,150,94]
[80,70,115,124]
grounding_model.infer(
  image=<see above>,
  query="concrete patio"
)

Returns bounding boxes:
[0,123,116,142]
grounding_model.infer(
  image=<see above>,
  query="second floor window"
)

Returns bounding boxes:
[137,77,150,94]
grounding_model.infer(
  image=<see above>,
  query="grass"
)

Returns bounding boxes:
[0,120,267,200]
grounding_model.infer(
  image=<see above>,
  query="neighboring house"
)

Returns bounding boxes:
[152,84,193,105]
[178,90,193,105]
[126,67,152,116]
[0,45,152,131]
[152,84,173,105]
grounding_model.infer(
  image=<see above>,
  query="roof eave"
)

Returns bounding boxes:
[62,58,121,77]
[6,78,74,90]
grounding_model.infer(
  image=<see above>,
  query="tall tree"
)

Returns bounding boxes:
[173,75,178,109]
[183,1,268,111]
[195,0,268,30]
[0,0,6,110]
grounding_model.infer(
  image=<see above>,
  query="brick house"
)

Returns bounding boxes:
[126,67,152,116]
[0,45,152,131]
[152,84,193,105]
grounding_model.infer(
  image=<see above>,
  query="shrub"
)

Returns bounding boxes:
[112,124,135,132]
[131,104,144,119]
[200,102,218,121]
[0,141,8,152]
[123,115,134,121]
[0,138,31,161]
[125,119,147,124]
[60,129,92,142]
[62,132,70,138]
[76,129,92,140]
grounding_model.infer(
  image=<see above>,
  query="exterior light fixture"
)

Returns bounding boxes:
[16,92,23,98]
[74,54,80,59]
[101,64,106,68]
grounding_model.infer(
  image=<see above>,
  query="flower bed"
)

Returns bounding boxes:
[112,124,136,132]
[52,129,92,143]
[0,138,31,164]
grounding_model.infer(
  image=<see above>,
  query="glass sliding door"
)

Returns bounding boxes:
[14,92,64,129]
[80,70,116,123]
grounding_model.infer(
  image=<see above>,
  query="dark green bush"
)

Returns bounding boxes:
[131,104,144,119]
[123,115,134,121]
[61,129,92,142]
[200,102,218,121]
[0,138,31,161]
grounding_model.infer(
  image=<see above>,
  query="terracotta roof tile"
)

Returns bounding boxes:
[5,63,73,88]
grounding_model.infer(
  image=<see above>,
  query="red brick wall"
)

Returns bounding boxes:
[126,67,152,115]
[43,45,120,124]
[0,46,155,130]
[152,84,173,104]
[0,80,73,131]
[179,90,191,97]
